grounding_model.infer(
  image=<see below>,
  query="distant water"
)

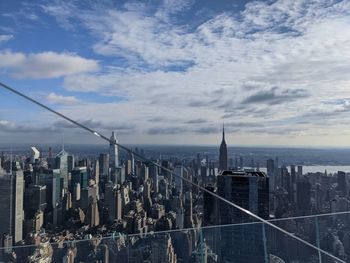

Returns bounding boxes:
[257,166,350,175]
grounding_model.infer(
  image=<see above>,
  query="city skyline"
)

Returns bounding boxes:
[1,1,350,262]
[1,0,350,146]
[0,129,349,262]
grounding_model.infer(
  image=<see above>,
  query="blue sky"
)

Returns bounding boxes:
[1,0,350,146]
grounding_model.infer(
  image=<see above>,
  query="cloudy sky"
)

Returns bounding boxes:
[1,0,350,146]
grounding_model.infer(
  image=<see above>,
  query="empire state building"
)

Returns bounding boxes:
[219,124,228,171]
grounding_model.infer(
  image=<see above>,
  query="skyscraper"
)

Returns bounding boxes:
[217,170,269,222]
[56,149,69,189]
[203,186,216,226]
[24,185,47,219]
[67,155,74,173]
[85,197,100,227]
[337,171,347,197]
[266,159,274,177]
[297,176,311,215]
[109,131,119,170]
[30,147,40,163]
[216,170,269,262]
[38,168,61,226]
[93,160,100,186]
[297,165,303,180]
[267,159,275,191]
[219,124,228,171]
[71,167,88,191]
[98,153,109,176]
[174,164,183,195]
[291,165,296,185]
[0,167,11,224]
[149,164,159,192]
[0,163,24,243]
[184,191,194,228]
[105,183,122,222]
[150,234,177,263]
[290,165,297,203]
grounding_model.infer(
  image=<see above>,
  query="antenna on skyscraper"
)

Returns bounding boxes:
[9,146,13,236]
[222,122,225,139]
[61,132,65,151]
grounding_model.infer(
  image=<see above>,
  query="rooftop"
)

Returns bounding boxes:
[219,170,268,178]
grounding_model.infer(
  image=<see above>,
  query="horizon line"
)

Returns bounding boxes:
[1,142,350,150]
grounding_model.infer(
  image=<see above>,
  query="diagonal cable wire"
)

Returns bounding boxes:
[0,81,345,263]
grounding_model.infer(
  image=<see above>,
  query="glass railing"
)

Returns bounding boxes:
[0,211,349,262]
[0,83,348,263]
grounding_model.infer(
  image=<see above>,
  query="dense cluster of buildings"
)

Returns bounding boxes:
[0,128,349,262]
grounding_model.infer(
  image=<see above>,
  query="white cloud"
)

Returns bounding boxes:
[46,92,79,105]
[55,1,350,136]
[0,35,13,43]
[0,50,99,78]
[16,0,350,145]
[0,120,15,128]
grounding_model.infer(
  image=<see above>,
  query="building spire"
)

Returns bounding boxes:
[61,133,65,151]
[219,123,228,171]
[111,130,117,142]
[222,123,226,143]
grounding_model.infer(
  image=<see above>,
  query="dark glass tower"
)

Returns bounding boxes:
[217,170,269,262]
[219,124,228,171]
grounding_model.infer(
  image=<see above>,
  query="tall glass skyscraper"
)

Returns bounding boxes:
[109,131,119,170]
[216,170,269,262]
[0,163,24,244]
[56,149,69,189]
